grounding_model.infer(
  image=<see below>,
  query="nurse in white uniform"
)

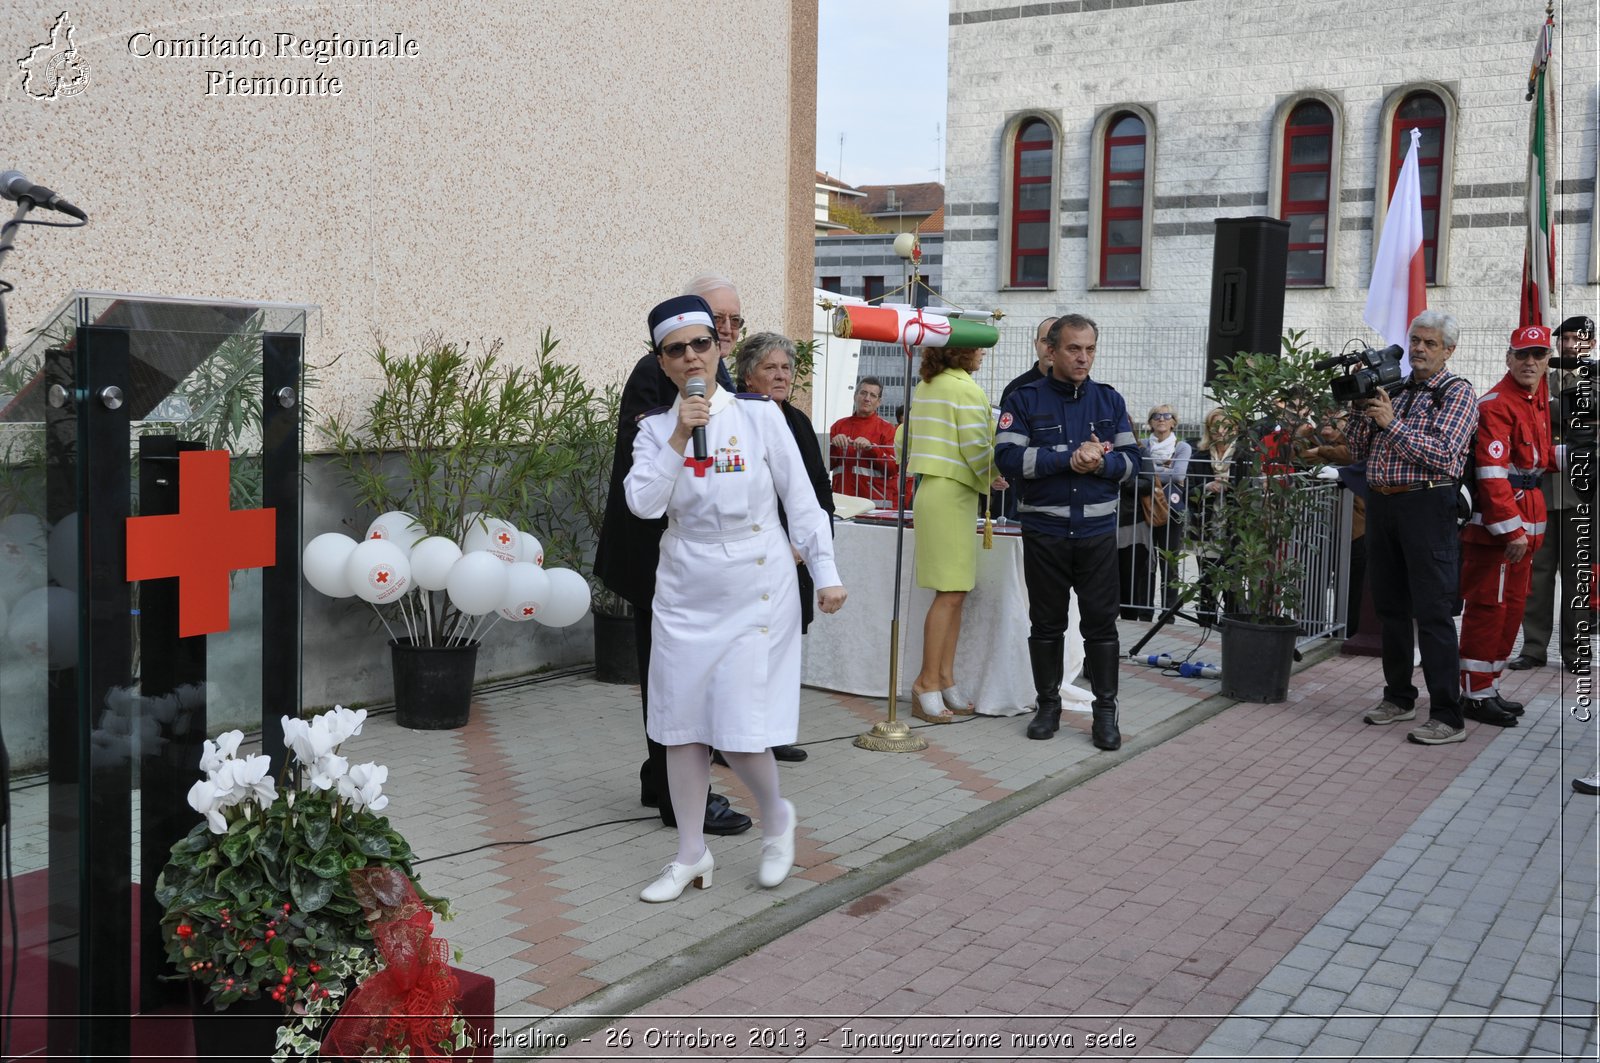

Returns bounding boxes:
[626,295,848,902]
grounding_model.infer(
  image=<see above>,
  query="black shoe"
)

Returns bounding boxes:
[1486,693,1524,716]
[1085,640,1123,751]
[1461,699,1518,727]
[1026,704,1062,740]
[772,744,808,762]
[702,793,752,835]
[1573,775,1600,796]
[1506,654,1545,671]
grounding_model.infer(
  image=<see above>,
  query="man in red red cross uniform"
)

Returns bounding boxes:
[1458,324,1555,721]
[828,376,899,506]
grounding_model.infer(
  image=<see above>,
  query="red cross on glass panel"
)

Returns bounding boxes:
[125,449,277,637]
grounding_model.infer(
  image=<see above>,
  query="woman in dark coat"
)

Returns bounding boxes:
[734,331,835,762]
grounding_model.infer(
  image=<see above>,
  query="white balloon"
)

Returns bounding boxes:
[8,586,77,669]
[519,532,545,568]
[463,517,521,562]
[303,533,359,598]
[446,551,506,615]
[46,512,78,591]
[365,511,425,554]
[0,513,46,550]
[0,526,47,604]
[497,561,551,621]
[409,536,462,591]
[533,567,591,628]
[344,539,412,604]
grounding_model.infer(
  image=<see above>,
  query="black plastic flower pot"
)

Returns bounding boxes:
[390,638,478,729]
[592,611,638,685]
[1219,614,1298,704]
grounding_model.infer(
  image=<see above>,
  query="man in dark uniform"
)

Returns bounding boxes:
[988,316,1058,522]
[594,274,751,835]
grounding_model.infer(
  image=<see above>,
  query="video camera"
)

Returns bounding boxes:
[1316,344,1406,403]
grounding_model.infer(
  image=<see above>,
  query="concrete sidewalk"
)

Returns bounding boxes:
[541,650,1595,1062]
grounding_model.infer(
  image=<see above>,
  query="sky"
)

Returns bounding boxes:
[815,0,949,189]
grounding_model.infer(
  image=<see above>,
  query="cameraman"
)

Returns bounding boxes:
[1344,310,1478,745]
[1509,315,1593,676]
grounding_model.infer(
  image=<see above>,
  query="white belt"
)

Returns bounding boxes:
[665,521,766,545]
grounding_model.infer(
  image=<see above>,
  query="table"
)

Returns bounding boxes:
[802,520,1088,716]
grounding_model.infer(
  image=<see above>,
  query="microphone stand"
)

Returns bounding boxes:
[0,199,36,351]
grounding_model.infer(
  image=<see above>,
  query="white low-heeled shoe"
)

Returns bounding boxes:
[941,686,976,715]
[640,847,714,902]
[758,799,797,888]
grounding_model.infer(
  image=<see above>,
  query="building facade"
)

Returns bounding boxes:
[942,0,1597,390]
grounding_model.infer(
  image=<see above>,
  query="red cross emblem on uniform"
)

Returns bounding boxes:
[684,455,714,477]
[125,450,277,637]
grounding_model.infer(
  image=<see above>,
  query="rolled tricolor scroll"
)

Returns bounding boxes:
[831,303,1000,349]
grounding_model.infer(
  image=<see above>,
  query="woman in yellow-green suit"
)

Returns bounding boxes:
[905,345,1005,722]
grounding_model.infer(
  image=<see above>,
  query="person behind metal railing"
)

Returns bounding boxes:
[1344,309,1479,746]
[1138,403,1190,613]
[827,376,899,507]
[1187,408,1235,623]
[1297,408,1366,637]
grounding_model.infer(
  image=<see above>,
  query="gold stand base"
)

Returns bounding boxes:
[853,718,928,752]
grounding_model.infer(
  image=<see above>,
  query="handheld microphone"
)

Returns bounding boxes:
[686,377,708,461]
[0,170,87,221]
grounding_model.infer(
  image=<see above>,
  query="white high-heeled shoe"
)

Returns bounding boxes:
[758,799,796,888]
[941,686,976,715]
[640,847,714,902]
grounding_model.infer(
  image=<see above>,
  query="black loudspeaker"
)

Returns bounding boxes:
[1206,217,1290,383]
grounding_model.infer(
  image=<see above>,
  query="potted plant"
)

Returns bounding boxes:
[155,707,467,1061]
[1177,331,1339,702]
[322,330,592,725]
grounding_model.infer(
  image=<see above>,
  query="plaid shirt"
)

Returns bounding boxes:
[1346,369,1478,487]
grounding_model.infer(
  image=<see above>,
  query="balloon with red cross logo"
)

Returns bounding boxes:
[497,561,551,621]
[463,516,521,563]
[365,510,425,554]
[345,539,412,604]
[519,532,545,568]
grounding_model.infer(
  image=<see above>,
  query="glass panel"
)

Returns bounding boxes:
[1108,143,1145,173]
[1019,148,1053,179]
[1018,182,1052,212]
[1018,119,1051,146]
[1424,245,1437,282]
[1289,134,1330,166]
[1016,221,1050,250]
[1287,171,1327,202]
[1415,125,1442,159]
[1419,165,1440,197]
[1289,101,1333,127]
[1106,218,1143,248]
[1287,249,1326,285]
[1422,209,1437,238]
[1104,252,1141,284]
[1110,114,1144,138]
[1014,254,1048,285]
[1398,93,1444,120]
[0,290,310,1053]
[1288,213,1327,245]
[1108,178,1144,209]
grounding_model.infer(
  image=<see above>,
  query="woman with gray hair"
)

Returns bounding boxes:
[734,332,835,762]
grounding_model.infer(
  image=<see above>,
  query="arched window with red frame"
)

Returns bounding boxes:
[1010,119,1053,287]
[1282,100,1333,286]
[1100,112,1146,288]
[1390,92,1445,283]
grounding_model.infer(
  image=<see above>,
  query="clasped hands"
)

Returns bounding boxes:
[1069,436,1112,474]
[829,433,874,451]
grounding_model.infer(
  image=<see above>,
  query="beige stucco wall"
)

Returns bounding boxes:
[1,1,816,418]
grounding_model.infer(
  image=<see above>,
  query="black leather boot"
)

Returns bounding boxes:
[1025,637,1066,740]
[1085,640,1122,751]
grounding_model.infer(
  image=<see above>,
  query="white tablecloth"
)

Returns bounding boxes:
[801,520,1088,716]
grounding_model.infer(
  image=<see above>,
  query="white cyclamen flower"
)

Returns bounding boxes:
[306,753,349,792]
[199,729,245,775]
[281,715,336,769]
[214,754,277,809]
[339,762,388,812]
[187,778,229,834]
[323,705,368,747]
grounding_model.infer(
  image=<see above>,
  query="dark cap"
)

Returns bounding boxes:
[1556,315,1595,338]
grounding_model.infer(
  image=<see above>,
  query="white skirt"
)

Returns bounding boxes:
[646,526,803,751]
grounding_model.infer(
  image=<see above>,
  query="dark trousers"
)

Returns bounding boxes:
[1364,486,1462,728]
[1022,530,1121,644]
[634,606,673,821]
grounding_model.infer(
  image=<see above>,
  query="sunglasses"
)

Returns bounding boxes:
[1510,347,1551,360]
[1151,413,1175,421]
[713,314,745,330]
[661,335,716,359]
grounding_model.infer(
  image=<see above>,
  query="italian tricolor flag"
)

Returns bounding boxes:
[1364,128,1426,364]
[1521,13,1556,329]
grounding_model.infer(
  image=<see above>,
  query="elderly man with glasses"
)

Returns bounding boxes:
[1457,324,1557,722]
[595,274,751,837]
